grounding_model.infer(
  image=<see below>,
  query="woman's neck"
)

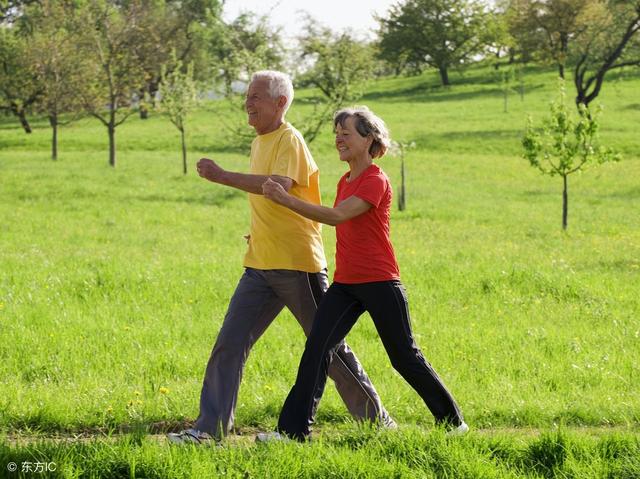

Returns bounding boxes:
[347,155,373,181]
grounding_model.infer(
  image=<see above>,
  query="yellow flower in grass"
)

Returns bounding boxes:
[159,387,170,395]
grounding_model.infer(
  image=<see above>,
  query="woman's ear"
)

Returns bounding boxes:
[366,134,374,148]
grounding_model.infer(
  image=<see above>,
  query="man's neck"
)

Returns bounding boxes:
[256,117,285,135]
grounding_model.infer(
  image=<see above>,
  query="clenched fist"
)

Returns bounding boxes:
[196,158,225,183]
[262,178,289,205]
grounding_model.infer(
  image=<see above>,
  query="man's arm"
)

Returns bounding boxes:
[262,178,371,226]
[197,158,293,193]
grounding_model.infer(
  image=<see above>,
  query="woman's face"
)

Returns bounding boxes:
[335,116,371,162]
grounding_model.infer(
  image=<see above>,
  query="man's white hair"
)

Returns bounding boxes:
[251,70,294,113]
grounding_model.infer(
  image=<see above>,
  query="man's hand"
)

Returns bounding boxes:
[262,178,290,206]
[196,158,226,183]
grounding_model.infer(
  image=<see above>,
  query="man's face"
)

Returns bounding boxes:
[245,79,280,133]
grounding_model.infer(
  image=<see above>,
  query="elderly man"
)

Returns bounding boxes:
[168,70,393,444]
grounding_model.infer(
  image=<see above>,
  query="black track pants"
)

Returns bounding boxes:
[277,280,464,440]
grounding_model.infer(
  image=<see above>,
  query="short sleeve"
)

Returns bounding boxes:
[354,172,387,208]
[272,133,315,187]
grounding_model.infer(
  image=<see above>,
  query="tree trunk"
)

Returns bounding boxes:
[438,66,450,86]
[562,175,568,230]
[573,8,640,111]
[558,33,568,79]
[49,113,58,161]
[399,156,406,211]
[108,123,116,167]
[139,105,148,120]
[11,103,32,133]
[504,86,508,113]
[181,127,187,175]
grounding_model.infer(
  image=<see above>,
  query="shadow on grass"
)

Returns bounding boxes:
[521,190,555,197]
[362,85,498,103]
[409,128,524,150]
[362,81,545,104]
[129,189,242,207]
[3,417,193,438]
[575,258,640,273]
[0,117,51,131]
[600,186,640,200]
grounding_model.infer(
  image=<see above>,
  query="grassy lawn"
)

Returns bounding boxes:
[1,65,638,477]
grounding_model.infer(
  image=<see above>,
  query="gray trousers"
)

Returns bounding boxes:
[194,267,392,438]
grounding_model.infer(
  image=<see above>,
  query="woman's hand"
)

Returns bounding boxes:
[262,177,290,205]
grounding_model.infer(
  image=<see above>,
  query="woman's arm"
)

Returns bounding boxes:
[262,178,371,226]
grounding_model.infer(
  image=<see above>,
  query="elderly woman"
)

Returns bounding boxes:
[260,106,468,441]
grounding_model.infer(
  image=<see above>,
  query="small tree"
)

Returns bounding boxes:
[495,63,525,113]
[522,80,619,230]
[79,1,148,167]
[158,55,198,175]
[389,140,416,211]
[295,20,375,143]
[28,0,87,160]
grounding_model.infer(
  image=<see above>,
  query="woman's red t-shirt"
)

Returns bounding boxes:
[333,163,400,284]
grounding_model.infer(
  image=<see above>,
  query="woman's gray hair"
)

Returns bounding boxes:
[251,70,294,113]
[333,106,391,159]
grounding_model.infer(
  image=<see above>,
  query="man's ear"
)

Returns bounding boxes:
[278,95,288,110]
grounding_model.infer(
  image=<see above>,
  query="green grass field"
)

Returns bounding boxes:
[1,65,639,477]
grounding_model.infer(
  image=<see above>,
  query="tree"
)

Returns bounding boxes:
[130,0,221,119]
[209,12,286,151]
[522,80,619,230]
[158,53,199,175]
[494,63,525,112]
[209,12,284,95]
[377,0,490,86]
[295,21,376,143]
[484,3,517,68]
[572,1,640,108]
[506,0,591,79]
[0,26,40,133]
[26,0,88,160]
[79,1,149,167]
[0,0,39,23]
[503,0,544,63]
[389,140,416,211]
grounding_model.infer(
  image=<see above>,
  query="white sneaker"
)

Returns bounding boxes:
[255,431,288,443]
[382,416,398,430]
[446,422,470,437]
[167,428,213,445]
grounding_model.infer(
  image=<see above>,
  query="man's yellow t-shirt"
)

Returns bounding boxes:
[243,122,327,273]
